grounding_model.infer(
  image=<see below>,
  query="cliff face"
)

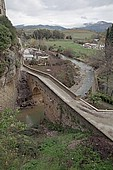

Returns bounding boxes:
[0,48,21,111]
[16,71,33,108]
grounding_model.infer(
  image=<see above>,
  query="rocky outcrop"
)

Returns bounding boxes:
[0,48,21,111]
[16,71,34,108]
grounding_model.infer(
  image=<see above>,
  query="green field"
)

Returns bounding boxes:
[45,40,96,59]
[23,28,98,40]
[63,29,97,39]
[23,28,98,59]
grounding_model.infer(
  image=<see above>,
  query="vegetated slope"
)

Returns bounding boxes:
[0,16,19,77]
[1,108,113,170]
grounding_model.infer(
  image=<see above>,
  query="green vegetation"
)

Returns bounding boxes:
[0,16,17,45]
[0,16,20,77]
[33,29,65,40]
[0,109,38,170]
[0,24,11,52]
[105,24,113,47]
[20,28,100,60]
[63,29,98,40]
[46,40,96,59]
[21,28,98,40]
[0,109,113,170]
[90,92,113,105]
[96,24,113,97]
[90,93,102,105]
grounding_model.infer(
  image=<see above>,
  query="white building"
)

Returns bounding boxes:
[23,49,36,60]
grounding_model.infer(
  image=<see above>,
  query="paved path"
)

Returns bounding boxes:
[23,66,113,141]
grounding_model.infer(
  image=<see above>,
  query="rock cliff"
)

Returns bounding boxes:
[0,48,21,111]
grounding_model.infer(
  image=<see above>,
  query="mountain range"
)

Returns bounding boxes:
[80,21,112,32]
[15,21,112,32]
[15,24,66,31]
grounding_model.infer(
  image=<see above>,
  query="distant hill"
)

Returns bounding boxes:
[79,21,112,32]
[15,24,67,31]
[15,21,112,32]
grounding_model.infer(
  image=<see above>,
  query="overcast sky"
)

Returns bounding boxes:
[5,0,113,27]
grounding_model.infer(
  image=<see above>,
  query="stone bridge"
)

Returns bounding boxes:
[22,64,113,142]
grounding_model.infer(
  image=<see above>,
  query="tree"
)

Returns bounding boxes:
[66,35,72,40]
[105,24,113,94]
[0,24,11,52]
[28,38,38,48]
[0,16,17,45]
[33,29,65,41]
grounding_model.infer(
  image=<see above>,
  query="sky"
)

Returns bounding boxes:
[5,0,113,28]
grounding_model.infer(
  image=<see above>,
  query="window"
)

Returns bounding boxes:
[0,9,1,14]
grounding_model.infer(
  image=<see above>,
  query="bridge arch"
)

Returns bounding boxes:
[32,86,43,105]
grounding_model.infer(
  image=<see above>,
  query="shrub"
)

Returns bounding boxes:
[0,24,11,52]
[90,92,113,105]
[63,48,74,58]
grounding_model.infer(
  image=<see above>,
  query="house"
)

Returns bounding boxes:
[23,49,36,60]
[83,43,105,50]
[83,43,98,49]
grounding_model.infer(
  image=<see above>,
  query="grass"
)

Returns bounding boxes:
[24,28,97,40]
[45,39,96,59]
[63,29,97,39]
[1,109,113,170]
[21,131,113,170]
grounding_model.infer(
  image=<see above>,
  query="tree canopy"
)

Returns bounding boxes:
[33,29,65,40]
[0,24,12,52]
[105,24,113,47]
[0,16,17,45]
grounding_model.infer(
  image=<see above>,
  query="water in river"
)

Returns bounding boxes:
[18,105,44,127]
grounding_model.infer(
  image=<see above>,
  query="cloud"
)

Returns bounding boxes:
[6,0,47,16]
[42,0,88,10]
[5,0,113,27]
[88,0,113,7]
[81,16,88,20]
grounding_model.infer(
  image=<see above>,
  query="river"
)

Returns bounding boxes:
[18,105,44,127]
[61,55,94,97]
